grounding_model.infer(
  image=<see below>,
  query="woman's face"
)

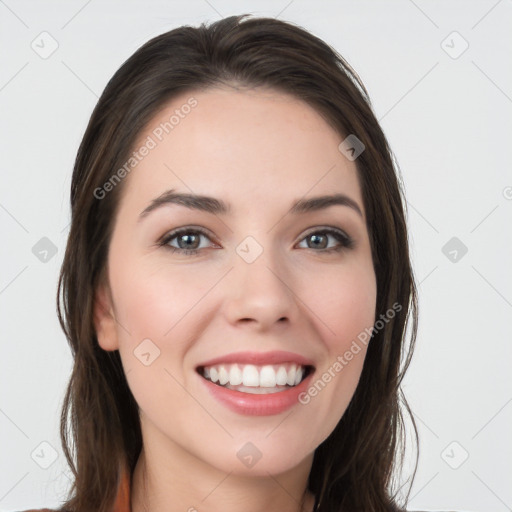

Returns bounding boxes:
[95,87,376,477]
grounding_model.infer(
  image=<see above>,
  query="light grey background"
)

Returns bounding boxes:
[1,1,511,511]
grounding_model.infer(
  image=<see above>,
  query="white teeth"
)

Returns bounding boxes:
[201,362,309,388]
[276,366,288,386]
[286,365,296,386]
[260,365,276,387]
[242,365,260,386]
[218,366,229,385]
[229,364,243,386]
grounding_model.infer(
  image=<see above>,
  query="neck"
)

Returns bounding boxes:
[130,440,315,512]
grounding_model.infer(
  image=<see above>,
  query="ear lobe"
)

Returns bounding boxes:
[93,281,120,351]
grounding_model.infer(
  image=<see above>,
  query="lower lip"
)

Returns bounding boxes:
[198,369,315,416]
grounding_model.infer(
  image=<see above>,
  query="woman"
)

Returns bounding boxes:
[24,14,418,512]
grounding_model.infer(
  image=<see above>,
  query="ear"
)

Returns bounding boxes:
[93,279,120,351]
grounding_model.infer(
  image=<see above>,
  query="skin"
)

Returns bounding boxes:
[94,86,377,512]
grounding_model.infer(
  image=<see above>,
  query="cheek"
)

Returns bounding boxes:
[301,259,375,435]
[110,261,212,346]
[313,259,377,351]
[109,265,208,417]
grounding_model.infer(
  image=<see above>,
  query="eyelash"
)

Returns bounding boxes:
[158,226,354,256]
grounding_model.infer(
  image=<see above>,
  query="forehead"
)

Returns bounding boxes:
[122,87,363,216]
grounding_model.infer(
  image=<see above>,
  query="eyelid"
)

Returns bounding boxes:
[158,225,218,245]
[158,224,355,255]
[158,224,352,243]
[296,226,355,251]
[299,225,352,242]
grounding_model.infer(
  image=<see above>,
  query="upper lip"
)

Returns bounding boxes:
[196,350,315,369]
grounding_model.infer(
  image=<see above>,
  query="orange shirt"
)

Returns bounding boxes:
[113,464,131,512]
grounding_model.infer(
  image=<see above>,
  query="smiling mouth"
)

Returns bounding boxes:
[196,363,315,394]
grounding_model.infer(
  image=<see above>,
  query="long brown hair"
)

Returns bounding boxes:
[56,14,418,512]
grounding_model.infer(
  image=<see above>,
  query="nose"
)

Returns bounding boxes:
[222,247,301,331]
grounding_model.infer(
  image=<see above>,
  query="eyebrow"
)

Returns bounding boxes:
[138,189,363,220]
